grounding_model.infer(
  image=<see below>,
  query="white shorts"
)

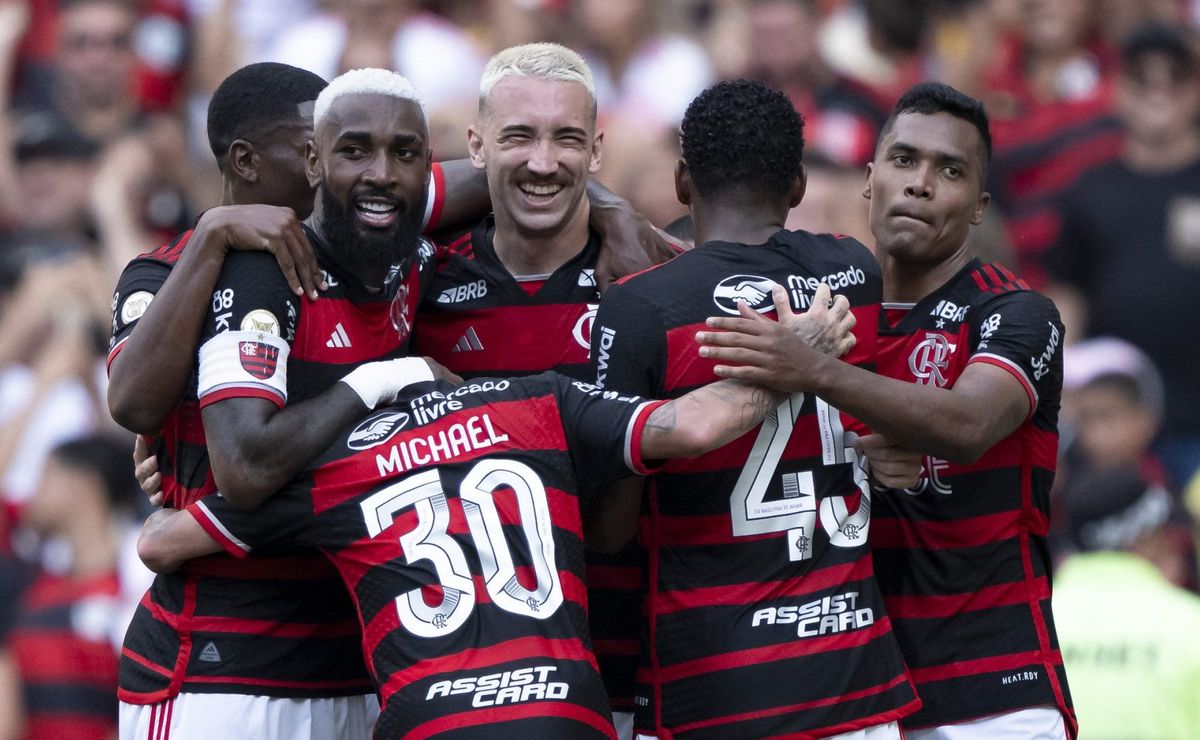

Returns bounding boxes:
[635,720,901,740]
[612,711,634,740]
[119,692,380,740]
[904,706,1068,740]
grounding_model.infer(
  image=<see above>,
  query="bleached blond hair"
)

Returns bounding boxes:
[479,43,596,119]
[313,68,425,132]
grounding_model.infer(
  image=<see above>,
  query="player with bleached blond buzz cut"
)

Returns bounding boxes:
[409,43,646,735]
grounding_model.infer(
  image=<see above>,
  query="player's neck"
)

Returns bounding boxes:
[492,200,591,277]
[691,202,786,247]
[879,246,972,304]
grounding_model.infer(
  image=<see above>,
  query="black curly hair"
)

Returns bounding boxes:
[207,63,328,171]
[680,79,805,199]
[880,82,991,175]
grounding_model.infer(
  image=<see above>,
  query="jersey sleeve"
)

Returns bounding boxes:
[589,280,666,397]
[108,257,172,371]
[555,375,667,484]
[185,484,317,558]
[195,251,301,410]
[967,291,1064,420]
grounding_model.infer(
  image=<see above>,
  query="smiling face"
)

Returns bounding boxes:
[468,75,601,243]
[866,111,990,266]
[307,93,431,273]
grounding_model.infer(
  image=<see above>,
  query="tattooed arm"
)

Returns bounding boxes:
[640,380,784,460]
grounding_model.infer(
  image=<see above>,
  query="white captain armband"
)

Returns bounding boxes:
[197,330,290,409]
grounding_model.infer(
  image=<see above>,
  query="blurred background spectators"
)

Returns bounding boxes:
[1,0,1199,737]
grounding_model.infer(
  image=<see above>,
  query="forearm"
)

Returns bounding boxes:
[642,380,783,460]
[203,386,366,508]
[433,159,491,230]
[804,353,1016,464]
[108,219,232,432]
[137,508,223,573]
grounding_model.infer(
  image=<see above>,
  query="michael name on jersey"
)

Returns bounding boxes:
[425,665,569,708]
[375,413,510,477]
[751,591,875,638]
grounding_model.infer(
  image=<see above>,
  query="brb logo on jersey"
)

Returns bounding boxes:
[908,333,957,387]
[348,411,412,450]
[713,275,777,315]
[239,341,280,379]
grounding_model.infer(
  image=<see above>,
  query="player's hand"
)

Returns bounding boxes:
[340,357,442,409]
[695,283,856,392]
[421,356,463,387]
[589,189,680,292]
[853,434,923,490]
[200,205,326,300]
[134,435,164,507]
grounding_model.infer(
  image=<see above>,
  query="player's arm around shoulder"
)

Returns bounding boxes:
[107,206,321,434]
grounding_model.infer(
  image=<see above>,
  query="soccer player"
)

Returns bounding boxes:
[414,43,605,382]
[135,370,801,738]
[591,79,920,739]
[699,83,1076,738]
[108,63,390,740]
[410,43,640,734]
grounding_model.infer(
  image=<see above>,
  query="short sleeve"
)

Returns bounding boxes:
[185,484,317,558]
[589,281,665,397]
[108,257,171,371]
[968,291,1064,419]
[196,251,301,409]
[556,376,667,485]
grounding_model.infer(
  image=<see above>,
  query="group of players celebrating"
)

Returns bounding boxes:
[106,41,1075,740]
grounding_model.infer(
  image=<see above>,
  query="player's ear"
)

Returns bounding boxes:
[788,164,807,209]
[466,125,486,170]
[588,130,603,174]
[228,140,258,185]
[304,140,321,188]
[971,190,991,225]
[674,159,692,207]
[862,162,873,200]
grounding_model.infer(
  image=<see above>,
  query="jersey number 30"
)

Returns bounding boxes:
[360,460,562,638]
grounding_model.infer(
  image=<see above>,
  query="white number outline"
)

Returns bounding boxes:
[360,460,562,638]
[729,393,870,560]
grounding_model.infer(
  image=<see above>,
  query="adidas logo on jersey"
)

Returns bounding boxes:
[326,322,352,348]
[198,641,222,663]
[452,327,484,352]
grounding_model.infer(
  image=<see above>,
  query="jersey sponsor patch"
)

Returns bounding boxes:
[348,411,412,450]
[712,274,776,315]
[240,309,281,336]
[120,291,155,324]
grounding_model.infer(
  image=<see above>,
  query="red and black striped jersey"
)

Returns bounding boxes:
[592,230,919,739]
[9,570,120,740]
[109,230,212,509]
[872,259,1075,734]
[412,217,642,709]
[188,373,664,739]
[413,217,601,382]
[109,226,437,703]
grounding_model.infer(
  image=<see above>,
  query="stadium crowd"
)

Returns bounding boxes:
[1,0,1200,738]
